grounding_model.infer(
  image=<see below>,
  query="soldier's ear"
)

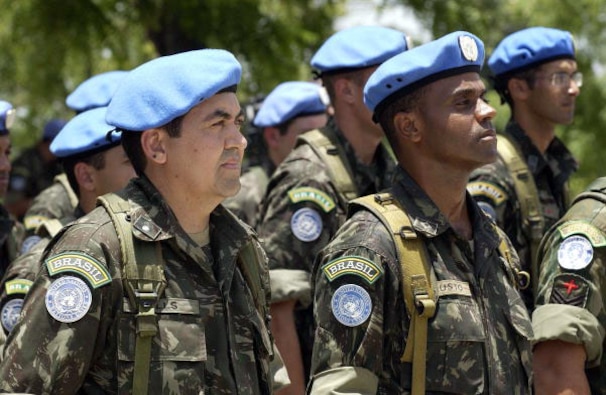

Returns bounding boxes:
[141,128,167,164]
[508,77,531,101]
[74,162,95,192]
[262,127,281,149]
[394,111,420,142]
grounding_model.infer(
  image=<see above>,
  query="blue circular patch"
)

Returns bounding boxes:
[20,235,42,255]
[557,235,594,270]
[45,276,92,323]
[1,298,23,333]
[290,207,323,242]
[331,284,372,327]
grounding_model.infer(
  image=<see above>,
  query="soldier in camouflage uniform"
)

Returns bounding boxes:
[468,27,581,309]
[22,70,128,235]
[532,177,606,394]
[308,32,533,394]
[255,26,408,393]
[0,107,135,345]
[0,49,274,394]
[223,81,329,227]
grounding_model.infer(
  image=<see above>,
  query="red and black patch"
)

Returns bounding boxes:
[549,273,589,308]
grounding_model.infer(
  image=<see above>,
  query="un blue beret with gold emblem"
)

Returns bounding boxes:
[106,49,242,132]
[0,101,16,136]
[50,107,120,158]
[364,31,485,117]
[66,70,128,113]
[311,25,409,76]
[253,81,328,128]
[488,27,575,78]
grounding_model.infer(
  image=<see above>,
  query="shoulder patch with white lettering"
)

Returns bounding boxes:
[322,256,383,284]
[557,235,594,270]
[467,181,507,206]
[45,276,92,323]
[5,279,33,295]
[1,299,23,332]
[291,207,323,242]
[557,221,606,247]
[45,252,111,289]
[288,187,335,212]
[436,280,472,297]
[331,284,372,327]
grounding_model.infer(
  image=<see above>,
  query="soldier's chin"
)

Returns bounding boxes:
[222,180,242,197]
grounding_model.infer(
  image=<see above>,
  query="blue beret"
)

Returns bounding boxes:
[364,31,485,116]
[0,101,15,135]
[106,49,242,131]
[488,27,575,78]
[43,118,68,141]
[50,107,121,158]
[66,70,128,113]
[253,82,328,127]
[310,26,409,76]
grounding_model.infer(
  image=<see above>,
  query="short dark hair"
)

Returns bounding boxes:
[492,68,538,108]
[62,151,107,196]
[321,69,367,104]
[376,87,425,148]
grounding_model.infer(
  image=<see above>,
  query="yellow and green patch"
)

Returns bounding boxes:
[322,256,383,284]
[5,279,33,295]
[467,181,507,205]
[46,252,111,289]
[558,221,606,247]
[288,187,335,213]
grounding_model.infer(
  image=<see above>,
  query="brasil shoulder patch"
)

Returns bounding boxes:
[557,221,606,247]
[322,256,383,284]
[5,279,33,295]
[288,187,335,213]
[467,181,507,205]
[45,252,111,289]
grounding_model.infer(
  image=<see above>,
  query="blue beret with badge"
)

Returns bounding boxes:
[66,70,129,113]
[0,100,16,136]
[50,107,121,158]
[310,25,409,76]
[106,49,242,132]
[253,81,328,128]
[42,118,68,142]
[488,27,575,78]
[364,31,485,118]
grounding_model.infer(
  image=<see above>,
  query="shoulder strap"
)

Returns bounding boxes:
[36,219,65,238]
[571,177,606,206]
[497,135,543,295]
[350,193,435,395]
[297,129,358,205]
[97,193,166,395]
[54,173,79,210]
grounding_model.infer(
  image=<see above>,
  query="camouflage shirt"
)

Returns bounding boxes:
[256,119,395,377]
[309,167,533,395]
[0,177,274,395]
[533,177,606,394]
[22,173,78,234]
[0,205,24,279]
[469,120,578,308]
[222,159,274,228]
[7,146,62,201]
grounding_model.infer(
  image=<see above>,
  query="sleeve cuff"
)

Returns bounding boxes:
[269,269,311,307]
[308,366,378,395]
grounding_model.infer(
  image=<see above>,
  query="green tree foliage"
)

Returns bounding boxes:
[397,0,606,194]
[0,0,344,149]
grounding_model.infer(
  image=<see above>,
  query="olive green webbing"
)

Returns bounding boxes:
[98,193,166,395]
[350,193,435,395]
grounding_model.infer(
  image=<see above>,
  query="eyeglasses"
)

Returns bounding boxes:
[536,71,583,88]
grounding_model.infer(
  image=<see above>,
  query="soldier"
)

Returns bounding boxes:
[0,106,135,344]
[255,25,408,394]
[0,49,274,394]
[22,70,128,235]
[308,31,532,394]
[532,177,606,394]
[0,101,24,278]
[468,27,581,308]
[223,81,329,227]
[5,118,66,220]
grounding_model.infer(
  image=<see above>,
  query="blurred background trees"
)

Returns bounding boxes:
[0,0,603,193]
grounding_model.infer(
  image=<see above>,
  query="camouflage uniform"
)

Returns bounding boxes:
[7,146,62,204]
[309,167,533,394]
[256,118,395,378]
[0,177,274,394]
[533,177,606,393]
[469,120,578,307]
[222,158,274,228]
[0,205,24,278]
[22,173,77,234]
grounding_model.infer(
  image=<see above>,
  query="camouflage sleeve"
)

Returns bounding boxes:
[23,182,75,233]
[468,159,517,228]
[0,218,120,393]
[308,211,397,394]
[257,159,343,304]
[533,220,606,366]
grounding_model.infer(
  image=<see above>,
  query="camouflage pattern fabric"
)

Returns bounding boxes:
[256,119,395,378]
[469,120,578,308]
[7,146,62,202]
[0,205,25,278]
[0,177,274,394]
[308,167,533,394]
[222,159,274,228]
[533,177,606,394]
[22,175,77,234]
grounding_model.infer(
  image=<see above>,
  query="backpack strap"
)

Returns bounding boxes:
[55,173,79,210]
[497,134,541,293]
[97,193,166,395]
[297,129,358,207]
[350,193,435,395]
